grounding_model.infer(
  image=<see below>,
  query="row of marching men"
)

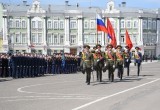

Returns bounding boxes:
[0,53,81,78]
[80,44,142,85]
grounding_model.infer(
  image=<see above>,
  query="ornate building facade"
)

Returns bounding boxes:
[1,0,160,56]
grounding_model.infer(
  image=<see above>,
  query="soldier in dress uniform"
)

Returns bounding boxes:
[81,45,94,85]
[124,46,132,76]
[103,44,116,82]
[93,44,104,82]
[134,46,142,76]
[115,45,124,80]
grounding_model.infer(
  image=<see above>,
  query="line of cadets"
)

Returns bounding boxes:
[81,44,142,85]
[0,53,81,78]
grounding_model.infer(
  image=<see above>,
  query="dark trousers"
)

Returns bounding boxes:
[117,64,123,79]
[125,62,130,76]
[137,63,141,76]
[108,64,114,80]
[96,68,102,82]
[86,68,91,84]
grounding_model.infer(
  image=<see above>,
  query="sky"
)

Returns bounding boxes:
[0,0,160,9]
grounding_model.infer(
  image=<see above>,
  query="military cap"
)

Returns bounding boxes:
[93,46,96,50]
[83,45,90,49]
[91,49,95,53]
[116,45,122,49]
[125,46,129,49]
[106,44,113,48]
[96,44,102,48]
[135,46,140,50]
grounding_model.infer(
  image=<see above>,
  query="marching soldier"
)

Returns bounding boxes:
[103,44,116,82]
[93,44,105,82]
[134,46,142,76]
[124,46,132,76]
[115,45,124,80]
[81,45,94,85]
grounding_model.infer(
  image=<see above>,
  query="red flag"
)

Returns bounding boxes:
[125,29,133,50]
[107,18,117,48]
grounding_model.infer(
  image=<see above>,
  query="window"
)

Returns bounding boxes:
[126,21,131,28]
[32,21,36,28]
[16,20,20,28]
[38,33,42,43]
[54,21,58,29]
[70,21,77,29]
[15,34,20,43]
[121,36,124,43]
[90,34,95,43]
[84,21,88,29]
[38,21,42,29]
[9,20,13,28]
[60,35,64,44]
[84,34,89,43]
[22,21,26,28]
[90,21,95,29]
[59,21,64,29]
[31,33,36,43]
[133,20,138,28]
[153,21,156,30]
[97,34,102,43]
[121,20,125,28]
[132,35,137,43]
[47,34,52,43]
[22,34,26,43]
[10,34,14,43]
[148,21,152,29]
[54,35,58,44]
[70,35,76,44]
[47,21,52,29]
[143,20,147,29]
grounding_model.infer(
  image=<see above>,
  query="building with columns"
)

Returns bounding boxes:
[1,0,160,57]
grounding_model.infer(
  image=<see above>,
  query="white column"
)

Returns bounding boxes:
[77,16,83,46]
[117,17,121,45]
[138,17,143,46]
[64,16,70,53]
[43,17,47,55]
[77,16,83,54]
[2,16,9,52]
[101,32,105,46]
[27,17,31,53]
[156,19,160,57]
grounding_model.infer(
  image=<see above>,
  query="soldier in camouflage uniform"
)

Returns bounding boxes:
[134,46,142,76]
[93,44,105,82]
[103,44,116,82]
[81,45,94,85]
[124,46,132,76]
[115,45,124,80]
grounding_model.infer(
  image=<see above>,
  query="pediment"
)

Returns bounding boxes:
[27,0,46,14]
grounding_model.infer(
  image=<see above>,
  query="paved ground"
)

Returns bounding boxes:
[0,61,160,110]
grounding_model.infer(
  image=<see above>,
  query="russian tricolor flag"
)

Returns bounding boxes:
[97,14,108,33]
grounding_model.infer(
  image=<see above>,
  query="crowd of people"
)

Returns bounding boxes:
[0,43,151,86]
[0,53,81,78]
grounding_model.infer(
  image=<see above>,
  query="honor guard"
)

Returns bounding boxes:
[134,46,142,76]
[124,46,132,76]
[93,44,105,82]
[103,44,116,82]
[81,45,94,85]
[115,45,124,80]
